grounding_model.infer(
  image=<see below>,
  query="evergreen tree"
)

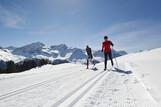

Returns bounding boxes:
[6,61,16,73]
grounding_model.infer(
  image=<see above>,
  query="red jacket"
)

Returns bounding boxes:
[102,40,114,53]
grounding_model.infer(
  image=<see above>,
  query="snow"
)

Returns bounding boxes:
[75,63,158,107]
[0,47,160,107]
[55,52,73,60]
[94,57,104,62]
[50,50,59,54]
[116,48,161,105]
[33,55,54,61]
[0,49,25,62]
[0,63,101,107]
[65,52,73,58]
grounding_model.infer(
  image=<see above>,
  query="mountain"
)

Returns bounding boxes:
[12,42,58,59]
[93,49,127,58]
[7,42,127,62]
[112,50,128,57]
[13,42,46,57]
[50,44,69,57]
[0,48,25,62]
[69,48,86,61]
[6,46,17,51]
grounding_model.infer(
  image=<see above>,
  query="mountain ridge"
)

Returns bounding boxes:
[2,42,127,62]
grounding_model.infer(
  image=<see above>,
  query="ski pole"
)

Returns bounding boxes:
[114,55,119,68]
[112,48,119,68]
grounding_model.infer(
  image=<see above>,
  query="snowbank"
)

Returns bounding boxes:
[117,48,161,105]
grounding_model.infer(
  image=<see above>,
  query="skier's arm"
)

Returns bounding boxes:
[86,48,89,56]
[102,42,104,52]
[90,48,93,57]
[110,41,114,47]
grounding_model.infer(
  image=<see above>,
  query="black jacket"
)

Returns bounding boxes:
[86,47,93,59]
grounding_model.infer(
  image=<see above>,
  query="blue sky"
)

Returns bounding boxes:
[0,0,161,52]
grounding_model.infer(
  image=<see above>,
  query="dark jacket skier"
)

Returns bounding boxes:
[86,45,94,69]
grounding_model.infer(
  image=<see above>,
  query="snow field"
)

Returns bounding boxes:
[0,63,103,107]
[75,63,158,107]
[0,47,161,107]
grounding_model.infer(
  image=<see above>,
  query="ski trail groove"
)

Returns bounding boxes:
[0,71,80,100]
[67,71,109,107]
[51,71,108,107]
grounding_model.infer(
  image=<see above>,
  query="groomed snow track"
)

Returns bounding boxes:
[51,70,109,107]
[0,71,80,100]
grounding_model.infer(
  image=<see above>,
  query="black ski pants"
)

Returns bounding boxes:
[87,55,95,67]
[104,52,114,69]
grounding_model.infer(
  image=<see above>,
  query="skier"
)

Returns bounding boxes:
[102,36,114,71]
[86,45,95,69]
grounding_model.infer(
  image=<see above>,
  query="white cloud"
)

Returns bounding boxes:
[0,4,25,28]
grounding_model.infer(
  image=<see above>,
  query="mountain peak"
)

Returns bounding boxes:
[18,42,45,50]
[9,42,127,62]
[50,44,68,50]
[6,46,17,51]
[28,42,45,47]
[12,42,46,57]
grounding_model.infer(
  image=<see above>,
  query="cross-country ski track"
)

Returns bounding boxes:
[0,62,158,107]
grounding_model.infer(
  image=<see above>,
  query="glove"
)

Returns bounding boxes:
[101,49,103,52]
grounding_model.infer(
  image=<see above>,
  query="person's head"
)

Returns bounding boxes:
[104,36,108,41]
[86,45,89,48]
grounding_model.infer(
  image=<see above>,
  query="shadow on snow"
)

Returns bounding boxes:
[112,67,132,74]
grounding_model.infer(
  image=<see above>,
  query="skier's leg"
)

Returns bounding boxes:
[92,59,95,66]
[109,52,114,66]
[104,53,107,70]
[87,58,89,69]
[88,55,94,66]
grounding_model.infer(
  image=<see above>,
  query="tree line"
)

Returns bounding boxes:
[0,58,70,74]
[0,58,51,74]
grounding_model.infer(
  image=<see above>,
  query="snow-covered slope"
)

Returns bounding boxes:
[116,47,161,105]
[0,47,160,107]
[0,49,25,62]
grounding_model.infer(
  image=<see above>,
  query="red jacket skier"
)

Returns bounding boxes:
[102,36,114,70]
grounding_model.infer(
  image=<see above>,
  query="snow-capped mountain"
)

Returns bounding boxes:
[0,48,25,62]
[12,42,58,60]
[4,42,127,62]
[69,48,87,61]
[50,44,69,57]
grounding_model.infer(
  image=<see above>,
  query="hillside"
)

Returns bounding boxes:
[0,49,25,62]
[0,47,160,107]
